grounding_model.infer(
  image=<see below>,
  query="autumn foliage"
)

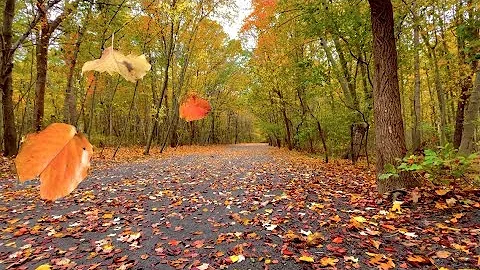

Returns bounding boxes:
[15,123,93,201]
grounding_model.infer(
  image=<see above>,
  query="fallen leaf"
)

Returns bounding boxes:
[320,257,338,266]
[446,198,457,207]
[435,189,450,196]
[35,265,52,270]
[391,201,403,213]
[299,255,314,263]
[436,250,451,259]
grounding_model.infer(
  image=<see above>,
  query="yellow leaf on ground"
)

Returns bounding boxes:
[391,201,403,213]
[35,265,51,270]
[299,255,314,263]
[353,216,367,223]
[102,213,113,219]
[320,257,338,266]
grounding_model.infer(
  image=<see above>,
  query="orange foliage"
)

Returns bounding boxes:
[179,93,212,122]
[15,123,93,201]
[241,0,278,32]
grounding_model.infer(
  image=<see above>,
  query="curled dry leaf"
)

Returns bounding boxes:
[179,93,212,122]
[81,46,151,82]
[15,123,93,201]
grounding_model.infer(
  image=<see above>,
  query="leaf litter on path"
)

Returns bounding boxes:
[0,144,479,269]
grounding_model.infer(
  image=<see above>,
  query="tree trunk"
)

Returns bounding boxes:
[144,20,175,154]
[63,28,85,124]
[411,12,422,151]
[33,26,49,131]
[458,71,480,155]
[1,0,18,156]
[368,0,420,194]
[33,0,71,131]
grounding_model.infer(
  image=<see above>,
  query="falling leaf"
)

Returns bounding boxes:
[81,46,151,82]
[320,257,338,266]
[299,255,314,263]
[15,123,93,201]
[179,93,212,122]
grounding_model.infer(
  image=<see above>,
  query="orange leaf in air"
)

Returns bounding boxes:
[15,123,93,201]
[179,93,211,122]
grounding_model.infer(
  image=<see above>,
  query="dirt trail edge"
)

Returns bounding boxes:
[1,144,479,269]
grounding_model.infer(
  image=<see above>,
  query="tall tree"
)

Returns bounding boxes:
[32,0,74,131]
[411,1,421,151]
[367,0,419,193]
[458,71,480,155]
[0,0,17,156]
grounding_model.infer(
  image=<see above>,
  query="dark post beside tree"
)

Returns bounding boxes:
[367,0,420,194]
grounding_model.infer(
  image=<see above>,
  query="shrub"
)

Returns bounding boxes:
[380,144,478,186]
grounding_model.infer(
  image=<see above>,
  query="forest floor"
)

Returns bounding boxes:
[0,144,479,270]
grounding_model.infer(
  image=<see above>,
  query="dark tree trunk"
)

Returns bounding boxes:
[368,0,420,194]
[33,0,71,131]
[1,0,18,156]
[459,72,480,155]
[64,28,85,124]
[33,27,49,131]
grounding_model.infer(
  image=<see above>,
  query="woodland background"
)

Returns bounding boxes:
[1,0,479,161]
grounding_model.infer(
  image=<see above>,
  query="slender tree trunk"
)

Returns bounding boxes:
[458,71,480,155]
[421,32,447,145]
[1,0,18,156]
[63,28,85,124]
[32,0,71,131]
[412,12,422,151]
[320,37,351,102]
[432,50,447,145]
[33,26,49,131]
[453,0,476,148]
[368,0,420,194]
[144,20,175,154]
[234,116,239,144]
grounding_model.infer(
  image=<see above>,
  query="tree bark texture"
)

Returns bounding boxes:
[368,0,420,194]
[1,0,18,156]
[458,71,480,155]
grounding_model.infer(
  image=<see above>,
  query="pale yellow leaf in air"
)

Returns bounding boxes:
[82,46,151,82]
